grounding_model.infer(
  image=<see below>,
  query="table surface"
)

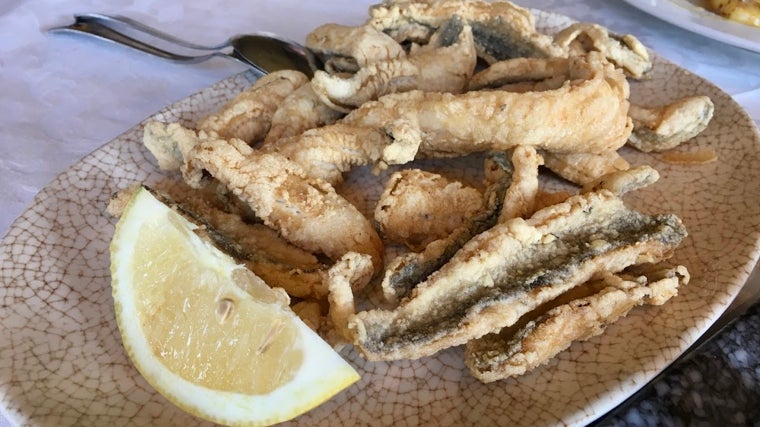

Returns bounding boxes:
[1,0,758,425]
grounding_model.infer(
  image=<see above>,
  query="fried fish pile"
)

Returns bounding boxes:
[120,0,715,382]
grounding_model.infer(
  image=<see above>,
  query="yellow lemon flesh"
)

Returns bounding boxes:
[110,187,360,426]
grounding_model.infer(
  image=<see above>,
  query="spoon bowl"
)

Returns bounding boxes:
[50,14,320,77]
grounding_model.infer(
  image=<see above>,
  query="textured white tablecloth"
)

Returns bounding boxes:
[0,0,758,426]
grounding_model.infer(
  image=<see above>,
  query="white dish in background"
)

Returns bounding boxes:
[2,9,760,427]
[622,0,760,53]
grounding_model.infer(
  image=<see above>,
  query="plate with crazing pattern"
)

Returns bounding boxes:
[2,10,760,427]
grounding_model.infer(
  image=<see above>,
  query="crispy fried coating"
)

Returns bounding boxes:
[305,23,406,74]
[109,184,330,299]
[553,23,651,79]
[311,17,477,112]
[326,252,375,344]
[465,265,689,381]
[467,56,571,91]
[267,124,391,185]
[143,121,199,173]
[542,150,630,186]
[628,96,715,152]
[581,165,659,196]
[497,146,543,222]
[348,190,687,361]
[380,152,513,302]
[369,0,652,79]
[368,0,564,61]
[263,83,344,145]
[181,135,385,279]
[197,70,308,144]
[343,53,632,158]
[374,169,484,250]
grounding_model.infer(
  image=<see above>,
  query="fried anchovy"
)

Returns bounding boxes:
[627,96,715,152]
[368,0,564,62]
[465,265,689,382]
[381,152,513,302]
[349,190,687,361]
[144,187,330,299]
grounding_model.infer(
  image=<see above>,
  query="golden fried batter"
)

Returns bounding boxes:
[379,152,514,303]
[348,189,687,361]
[368,0,564,61]
[542,150,630,186]
[343,53,632,158]
[374,169,484,250]
[554,23,651,79]
[181,135,385,278]
[628,96,715,152]
[311,18,476,112]
[581,165,660,196]
[263,83,344,145]
[198,70,308,144]
[467,56,571,91]
[305,23,406,74]
[497,146,543,222]
[465,266,689,381]
[267,124,391,185]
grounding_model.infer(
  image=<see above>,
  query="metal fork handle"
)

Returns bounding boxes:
[49,19,224,64]
[72,13,229,51]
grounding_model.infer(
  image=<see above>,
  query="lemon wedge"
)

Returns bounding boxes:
[109,187,359,426]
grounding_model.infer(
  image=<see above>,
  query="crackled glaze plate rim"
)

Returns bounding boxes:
[2,9,760,427]
[622,0,760,53]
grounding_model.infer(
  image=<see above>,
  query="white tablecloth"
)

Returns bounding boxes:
[1,0,758,425]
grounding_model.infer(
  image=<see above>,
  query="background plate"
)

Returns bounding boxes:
[2,9,760,427]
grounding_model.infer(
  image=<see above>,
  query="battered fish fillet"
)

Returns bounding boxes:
[311,17,477,112]
[374,168,484,250]
[497,146,543,223]
[343,53,632,158]
[553,23,651,79]
[143,120,199,173]
[348,189,687,361]
[464,265,689,381]
[108,185,329,299]
[266,124,391,185]
[380,152,513,302]
[368,0,565,61]
[627,96,715,152]
[467,56,571,92]
[305,23,406,74]
[263,83,344,145]
[179,133,385,279]
[197,70,308,144]
[370,0,652,78]
[542,150,630,186]
[581,165,659,196]
[326,252,375,345]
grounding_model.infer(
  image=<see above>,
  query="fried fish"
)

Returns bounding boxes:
[348,189,687,361]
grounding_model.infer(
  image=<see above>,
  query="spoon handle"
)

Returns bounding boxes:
[49,18,225,64]
[72,14,229,51]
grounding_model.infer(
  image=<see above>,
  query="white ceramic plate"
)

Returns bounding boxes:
[2,10,760,427]
[622,0,760,53]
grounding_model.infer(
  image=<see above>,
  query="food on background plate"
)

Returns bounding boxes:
[107,0,718,424]
[706,0,760,28]
[109,186,359,426]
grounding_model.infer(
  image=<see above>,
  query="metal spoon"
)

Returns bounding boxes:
[49,14,321,77]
